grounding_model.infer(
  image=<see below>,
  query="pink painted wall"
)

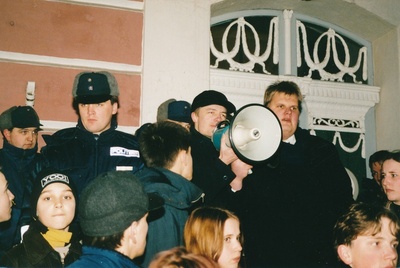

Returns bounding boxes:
[0,0,143,148]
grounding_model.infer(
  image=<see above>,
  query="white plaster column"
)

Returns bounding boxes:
[141,0,212,125]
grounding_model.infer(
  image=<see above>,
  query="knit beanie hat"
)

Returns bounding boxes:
[31,167,78,220]
[79,171,164,237]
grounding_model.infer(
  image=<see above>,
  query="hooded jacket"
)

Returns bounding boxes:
[135,167,203,267]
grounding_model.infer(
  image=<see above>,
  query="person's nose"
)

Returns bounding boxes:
[233,239,243,252]
[383,245,397,261]
[284,107,292,115]
[54,198,63,208]
[87,104,95,115]
[214,113,224,123]
[7,189,14,202]
[26,131,34,141]
[382,175,389,186]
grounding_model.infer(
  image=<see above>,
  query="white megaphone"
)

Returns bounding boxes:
[212,103,282,164]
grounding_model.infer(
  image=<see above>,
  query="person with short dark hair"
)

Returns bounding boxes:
[333,202,400,268]
[237,80,354,267]
[0,105,47,257]
[0,168,81,267]
[67,171,164,268]
[135,121,203,267]
[358,150,390,205]
[41,71,143,195]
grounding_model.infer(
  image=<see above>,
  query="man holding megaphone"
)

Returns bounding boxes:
[189,90,252,209]
[237,81,354,267]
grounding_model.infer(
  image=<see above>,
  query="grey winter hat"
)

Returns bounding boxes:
[72,71,119,104]
[157,99,191,123]
[0,106,42,131]
[79,171,164,237]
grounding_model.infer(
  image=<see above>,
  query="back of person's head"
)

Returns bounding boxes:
[79,171,164,251]
[263,81,303,112]
[369,150,391,169]
[139,121,191,169]
[333,202,400,250]
[149,247,219,268]
[184,206,241,262]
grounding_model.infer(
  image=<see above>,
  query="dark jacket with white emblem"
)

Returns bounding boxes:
[41,118,143,195]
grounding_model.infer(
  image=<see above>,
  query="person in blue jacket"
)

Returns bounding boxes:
[67,171,164,268]
[135,120,203,267]
[41,71,143,195]
[0,105,47,258]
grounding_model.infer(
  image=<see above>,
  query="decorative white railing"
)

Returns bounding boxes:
[210,17,279,74]
[210,11,377,160]
[296,21,368,84]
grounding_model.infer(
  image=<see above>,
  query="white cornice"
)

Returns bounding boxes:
[46,0,144,11]
[0,51,142,74]
[210,68,380,133]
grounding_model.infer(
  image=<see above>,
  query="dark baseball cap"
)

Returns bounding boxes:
[191,90,236,114]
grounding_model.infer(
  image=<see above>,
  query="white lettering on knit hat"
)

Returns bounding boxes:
[41,173,69,188]
[110,147,140,157]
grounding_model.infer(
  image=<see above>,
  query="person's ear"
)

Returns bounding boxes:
[191,112,198,124]
[126,221,138,244]
[179,150,190,166]
[111,102,118,115]
[337,244,353,266]
[3,129,11,142]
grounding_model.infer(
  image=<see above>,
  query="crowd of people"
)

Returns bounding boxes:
[0,70,399,268]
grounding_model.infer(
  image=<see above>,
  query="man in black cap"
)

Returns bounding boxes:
[41,71,144,195]
[68,171,164,268]
[190,90,252,208]
[0,106,47,257]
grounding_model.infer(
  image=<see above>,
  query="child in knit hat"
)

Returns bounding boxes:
[0,167,82,267]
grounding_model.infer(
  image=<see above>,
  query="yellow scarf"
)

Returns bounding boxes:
[41,228,72,248]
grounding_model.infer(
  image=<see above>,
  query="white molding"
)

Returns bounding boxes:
[40,120,137,135]
[46,0,144,11]
[210,68,380,132]
[0,51,142,74]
